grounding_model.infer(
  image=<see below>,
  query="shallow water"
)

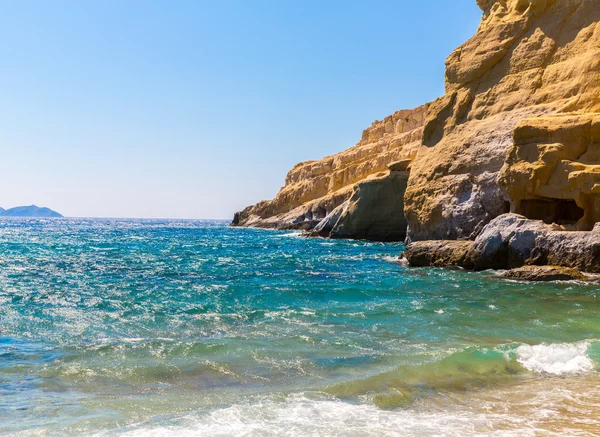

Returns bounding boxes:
[1,218,599,436]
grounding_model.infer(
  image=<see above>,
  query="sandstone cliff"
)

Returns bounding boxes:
[405,0,600,241]
[233,105,428,241]
[234,0,600,265]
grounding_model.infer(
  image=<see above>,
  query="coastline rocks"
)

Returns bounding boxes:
[498,265,588,282]
[405,214,600,274]
[234,0,600,278]
[403,240,476,269]
[473,214,600,272]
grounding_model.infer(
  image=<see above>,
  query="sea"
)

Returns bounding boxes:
[1,218,599,436]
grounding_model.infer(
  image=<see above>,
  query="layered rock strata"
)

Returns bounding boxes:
[233,106,428,241]
[405,0,600,241]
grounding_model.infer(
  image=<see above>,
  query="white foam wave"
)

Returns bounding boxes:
[383,255,407,266]
[515,341,596,375]
[93,395,533,437]
[277,231,303,238]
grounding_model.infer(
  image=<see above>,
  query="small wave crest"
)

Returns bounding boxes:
[89,394,524,437]
[515,341,596,375]
[277,231,304,238]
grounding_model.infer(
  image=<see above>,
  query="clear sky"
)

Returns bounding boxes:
[0,1,482,219]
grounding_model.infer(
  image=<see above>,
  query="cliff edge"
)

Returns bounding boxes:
[405,0,600,241]
[232,105,428,241]
[234,0,600,271]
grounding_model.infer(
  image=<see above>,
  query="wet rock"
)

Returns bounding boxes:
[498,265,588,282]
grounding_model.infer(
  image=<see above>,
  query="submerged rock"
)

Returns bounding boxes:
[498,265,588,282]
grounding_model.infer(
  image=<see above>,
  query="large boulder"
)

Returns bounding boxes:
[404,214,600,274]
[473,214,600,272]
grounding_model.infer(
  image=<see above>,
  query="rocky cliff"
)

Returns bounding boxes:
[234,0,600,267]
[233,105,428,241]
[405,0,600,241]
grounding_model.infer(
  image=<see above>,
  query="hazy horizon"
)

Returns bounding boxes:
[1,1,482,219]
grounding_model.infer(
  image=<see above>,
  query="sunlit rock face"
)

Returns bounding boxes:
[233,106,428,241]
[500,115,600,230]
[404,0,600,241]
[234,0,600,245]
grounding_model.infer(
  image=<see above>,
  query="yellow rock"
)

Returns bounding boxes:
[233,105,428,237]
[405,0,600,240]
[234,0,600,244]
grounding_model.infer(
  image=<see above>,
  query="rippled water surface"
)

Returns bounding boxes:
[1,218,599,436]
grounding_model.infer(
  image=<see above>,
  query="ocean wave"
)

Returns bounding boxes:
[515,341,596,375]
[86,394,500,437]
[326,341,599,408]
[276,231,304,238]
[88,388,600,437]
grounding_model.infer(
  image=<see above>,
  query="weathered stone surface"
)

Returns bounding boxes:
[500,114,600,230]
[473,214,600,272]
[403,240,476,269]
[405,214,600,274]
[405,0,600,241]
[234,0,600,261]
[498,265,588,281]
[311,170,409,241]
[233,105,428,240]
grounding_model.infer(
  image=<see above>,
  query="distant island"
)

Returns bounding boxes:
[0,205,63,218]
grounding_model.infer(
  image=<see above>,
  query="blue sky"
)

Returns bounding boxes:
[0,1,482,218]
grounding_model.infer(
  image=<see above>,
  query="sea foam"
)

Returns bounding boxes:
[94,394,523,437]
[515,341,596,375]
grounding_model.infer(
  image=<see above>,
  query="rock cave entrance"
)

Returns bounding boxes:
[315,207,327,220]
[518,198,585,227]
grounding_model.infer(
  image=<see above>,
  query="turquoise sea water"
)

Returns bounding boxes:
[1,219,600,436]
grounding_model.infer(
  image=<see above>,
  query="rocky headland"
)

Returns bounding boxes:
[233,105,428,242]
[234,0,600,276]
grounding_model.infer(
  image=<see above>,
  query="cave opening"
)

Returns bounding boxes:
[315,207,327,220]
[518,198,585,226]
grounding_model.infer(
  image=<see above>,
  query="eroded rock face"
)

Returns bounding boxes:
[311,169,409,242]
[233,105,428,241]
[405,0,600,241]
[473,213,600,272]
[404,214,600,274]
[500,114,600,230]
